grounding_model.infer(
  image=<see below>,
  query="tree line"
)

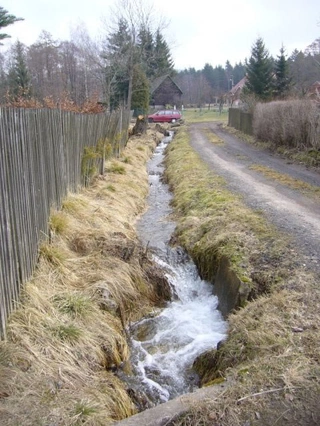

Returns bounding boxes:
[175,36,320,107]
[1,5,319,111]
[0,3,174,112]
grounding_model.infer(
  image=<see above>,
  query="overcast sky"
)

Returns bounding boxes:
[2,0,320,70]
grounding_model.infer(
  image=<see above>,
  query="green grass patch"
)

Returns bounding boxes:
[288,148,320,168]
[107,162,126,174]
[121,156,131,164]
[62,196,88,213]
[106,184,116,192]
[202,128,225,145]
[182,108,228,124]
[53,293,93,318]
[51,323,82,343]
[249,164,320,196]
[49,212,69,234]
[164,127,282,287]
[39,244,66,266]
[165,127,320,426]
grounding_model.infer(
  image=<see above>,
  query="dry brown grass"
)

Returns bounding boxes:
[249,164,320,197]
[0,131,166,425]
[253,100,320,149]
[202,128,225,145]
[164,127,320,426]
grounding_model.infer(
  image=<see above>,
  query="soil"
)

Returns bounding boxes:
[188,122,320,276]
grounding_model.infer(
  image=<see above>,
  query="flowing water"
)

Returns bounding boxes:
[132,132,227,406]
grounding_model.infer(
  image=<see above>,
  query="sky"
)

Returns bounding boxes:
[2,0,320,70]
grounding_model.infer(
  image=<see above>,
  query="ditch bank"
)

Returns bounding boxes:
[159,126,320,425]
[116,124,320,425]
[0,128,173,425]
[115,124,320,426]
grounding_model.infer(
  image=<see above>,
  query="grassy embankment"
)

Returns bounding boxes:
[164,122,320,425]
[0,130,169,425]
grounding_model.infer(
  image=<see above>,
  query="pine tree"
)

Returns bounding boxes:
[273,46,291,98]
[153,30,174,78]
[233,61,246,85]
[244,37,273,100]
[104,18,133,110]
[138,26,155,78]
[8,40,31,99]
[0,6,23,44]
[202,63,215,88]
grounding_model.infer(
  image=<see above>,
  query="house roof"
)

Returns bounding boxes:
[229,76,247,95]
[151,75,183,94]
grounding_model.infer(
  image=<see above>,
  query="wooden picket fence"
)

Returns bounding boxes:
[0,107,131,337]
[228,108,253,135]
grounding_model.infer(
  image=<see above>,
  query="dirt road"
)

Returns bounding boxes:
[188,122,320,275]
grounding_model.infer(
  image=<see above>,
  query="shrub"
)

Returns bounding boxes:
[253,100,320,149]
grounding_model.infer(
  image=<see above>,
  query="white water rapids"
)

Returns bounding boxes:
[132,131,227,405]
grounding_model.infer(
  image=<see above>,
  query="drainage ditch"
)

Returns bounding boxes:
[119,132,228,409]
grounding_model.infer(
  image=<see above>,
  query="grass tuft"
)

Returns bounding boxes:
[39,243,66,266]
[106,184,116,192]
[53,293,93,318]
[249,164,320,197]
[107,162,126,174]
[73,400,98,417]
[121,156,131,164]
[50,323,82,343]
[62,196,88,213]
[49,211,69,234]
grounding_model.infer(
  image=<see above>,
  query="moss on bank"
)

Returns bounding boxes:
[164,127,320,425]
[164,128,289,302]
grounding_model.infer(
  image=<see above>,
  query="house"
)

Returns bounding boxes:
[150,75,183,109]
[226,76,247,106]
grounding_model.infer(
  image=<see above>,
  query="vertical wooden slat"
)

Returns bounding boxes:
[0,106,130,337]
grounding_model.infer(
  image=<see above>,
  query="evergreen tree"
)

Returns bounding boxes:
[104,18,133,109]
[153,30,174,78]
[233,61,246,85]
[244,37,273,100]
[8,40,31,99]
[138,25,155,78]
[213,65,228,93]
[202,63,215,88]
[0,6,23,44]
[225,60,233,90]
[273,46,291,98]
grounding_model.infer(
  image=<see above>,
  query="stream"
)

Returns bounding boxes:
[131,131,227,406]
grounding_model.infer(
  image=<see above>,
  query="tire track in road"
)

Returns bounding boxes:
[188,122,320,271]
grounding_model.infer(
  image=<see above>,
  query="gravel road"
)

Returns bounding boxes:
[188,122,320,274]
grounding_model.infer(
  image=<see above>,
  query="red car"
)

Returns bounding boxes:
[148,109,182,123]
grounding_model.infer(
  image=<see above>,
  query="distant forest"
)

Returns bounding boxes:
[175,38,320,106]
[1,20,319,108]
